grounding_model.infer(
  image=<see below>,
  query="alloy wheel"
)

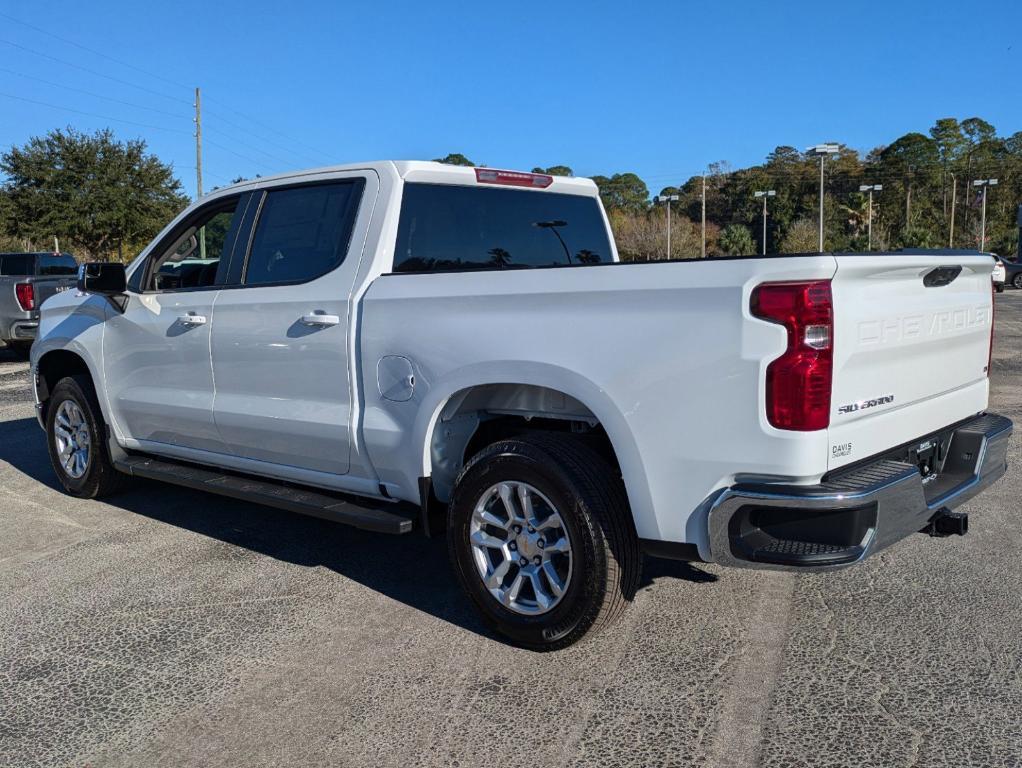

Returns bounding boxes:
[468,481,572,615]
[52,399,91,479]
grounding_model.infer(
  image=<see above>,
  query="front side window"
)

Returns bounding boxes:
[393,184,613,273]
[244,180,364,286]
[0,254,34,276]
[148,200,240,291]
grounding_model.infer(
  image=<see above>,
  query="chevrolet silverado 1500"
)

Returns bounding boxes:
[31,161,1011,649]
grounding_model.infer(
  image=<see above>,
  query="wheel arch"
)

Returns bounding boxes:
[34,347,103,425]
[415,362,655,536]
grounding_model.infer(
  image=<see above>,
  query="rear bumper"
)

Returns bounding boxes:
[4,318,38,342]
[707,412,1012,571]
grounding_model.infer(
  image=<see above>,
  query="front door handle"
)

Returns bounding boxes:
[300,313,340,327]
[178,314,207,325]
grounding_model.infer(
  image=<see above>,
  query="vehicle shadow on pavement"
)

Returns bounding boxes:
[0,415,717,640]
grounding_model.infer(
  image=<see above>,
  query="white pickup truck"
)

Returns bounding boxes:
[31,161,1011,649]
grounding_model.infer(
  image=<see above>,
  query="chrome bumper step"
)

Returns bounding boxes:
[708,412,1012,571]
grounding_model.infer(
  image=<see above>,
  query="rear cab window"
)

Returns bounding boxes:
[38,253,78,276]
[393,184,612,273]
[0,254,35,276]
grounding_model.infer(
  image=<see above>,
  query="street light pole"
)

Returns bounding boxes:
[753,190,775,255]
[700,175,706,258]
[973,179,998,251]
[806,144,839,252]
[656,194,680,259]
[859,184,882,251]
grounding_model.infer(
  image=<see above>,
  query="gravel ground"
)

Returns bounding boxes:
[0,292,1020,768]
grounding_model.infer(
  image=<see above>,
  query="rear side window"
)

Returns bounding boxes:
[393,184,612,273]
[39,253,78,275]
[244,180,365,286]
[0,254,34,275]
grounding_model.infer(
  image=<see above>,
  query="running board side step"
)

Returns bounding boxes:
[112,455,416,534]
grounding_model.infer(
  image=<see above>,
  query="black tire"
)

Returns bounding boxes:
[1014,273,1022,290]
[448,432,640,651]
[996,284,1004,293]
[45,374,129,499]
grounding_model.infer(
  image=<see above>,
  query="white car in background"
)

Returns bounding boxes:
[992,257,1006,292]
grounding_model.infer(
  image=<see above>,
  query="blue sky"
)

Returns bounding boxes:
[1,0,1019,198]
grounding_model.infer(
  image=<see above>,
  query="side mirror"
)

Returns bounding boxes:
[77,262,126,295]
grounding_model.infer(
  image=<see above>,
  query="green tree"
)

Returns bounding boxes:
[780,219,819,253]
[718,223,754,255]
[433,153,475,166]
[532,165,573,176]
[1,127,188,260]
[591,172,649,214]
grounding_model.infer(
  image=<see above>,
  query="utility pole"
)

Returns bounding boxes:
[859,184,882,251]
[656,194,679,259]
[700,175,706,258]
[194,86,206,259]
[974,178,998,251]
[806,144,839,252]
[949,173,957,247]
[194,87,203,198]
[753,190,775,255]
[905,169,912,232]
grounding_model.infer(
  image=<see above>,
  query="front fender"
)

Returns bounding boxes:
[32,292,111,429]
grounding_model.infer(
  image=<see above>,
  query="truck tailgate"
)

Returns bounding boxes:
[828,253,993,470]
[34,277,78,305]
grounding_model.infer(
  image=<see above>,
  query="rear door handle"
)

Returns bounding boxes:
[300,313,340,327]
[178,314,207,325]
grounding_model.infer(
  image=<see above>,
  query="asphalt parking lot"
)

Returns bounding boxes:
[1,294,1021,768]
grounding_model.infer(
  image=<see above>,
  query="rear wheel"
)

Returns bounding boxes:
[448,432,639,651]
[45,375,128,499]
[1013,273,1022,290]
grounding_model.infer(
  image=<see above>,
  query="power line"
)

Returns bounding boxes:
[0,91,192,134]
[202,108,324,166]
[203,96,334,162]
[202,137,276,171]
[0,10,193,92]
[0,38,190,106]
[0,13,331,167]
[0,67,186,119]
[202,126,302,168]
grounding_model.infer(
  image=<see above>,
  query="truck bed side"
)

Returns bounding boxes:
[359,255,837,554]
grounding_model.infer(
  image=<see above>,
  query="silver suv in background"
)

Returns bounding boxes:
[0,252,78,355]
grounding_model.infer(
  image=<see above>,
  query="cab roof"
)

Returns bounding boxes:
[212,160,598,197]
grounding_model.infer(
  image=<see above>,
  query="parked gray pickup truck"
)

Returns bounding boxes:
[1,252,79,354]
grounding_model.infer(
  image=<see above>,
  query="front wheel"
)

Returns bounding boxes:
[45,375,128,499]
[1013,273,1022,290]
[448,433,639,651]
[996,284,1005,293]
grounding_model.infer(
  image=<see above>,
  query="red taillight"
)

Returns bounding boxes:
[751,280,834,431]
[15,282,35,311]
[474,168,553,189]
